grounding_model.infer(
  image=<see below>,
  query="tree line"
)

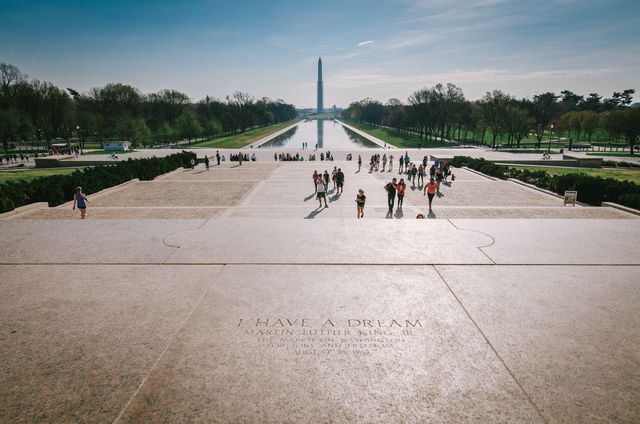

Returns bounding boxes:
[342,84,640,153]
[0,63,297,150]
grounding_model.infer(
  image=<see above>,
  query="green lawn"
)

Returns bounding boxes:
[0,168,82,183]
[500,149,560,154]
[344,121,451,148]
[509,165,640,184]
[189,119,300,148]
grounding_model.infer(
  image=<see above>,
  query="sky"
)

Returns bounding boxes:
[1,0,639,108]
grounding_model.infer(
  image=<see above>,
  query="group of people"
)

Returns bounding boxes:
[365,153,395,172]
[275,152,302,161]
[229,152,256,163]
[272,151,336,161]
[313,166,345,208]
[1,153,30,165]
[384,176,440,213]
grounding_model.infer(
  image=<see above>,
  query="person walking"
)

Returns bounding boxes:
[331,166,338,190]
[356,189,366,218]
[424,177,438,211]
[382,154,387,172]
[404,153,410,173]
[72,187,91,219]
[238,152,243,166]
[335,168,345,194]
[323,170,330,192]
[316,176,328,208]
[216,150,220,165]
[389,154,394,172]
[313,170,319,193]
[204,155,210,171]
[357,155,362,172]
[397,178,406,208]
[417,164,425,186]
[399,155,404,173]
[385,178,398,213]
[410,164,418,188]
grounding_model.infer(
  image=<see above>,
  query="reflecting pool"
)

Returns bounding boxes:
[261,119,378,149]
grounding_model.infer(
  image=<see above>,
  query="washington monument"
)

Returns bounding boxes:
[317,57,323,113]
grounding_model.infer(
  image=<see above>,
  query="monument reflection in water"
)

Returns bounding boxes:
[261,119,377,149]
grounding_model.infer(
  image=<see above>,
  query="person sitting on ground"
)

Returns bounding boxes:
[416,213,426,219]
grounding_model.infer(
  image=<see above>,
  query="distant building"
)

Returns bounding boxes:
[103,141,131,151]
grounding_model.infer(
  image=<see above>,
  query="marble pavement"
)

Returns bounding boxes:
[1,157,639,423]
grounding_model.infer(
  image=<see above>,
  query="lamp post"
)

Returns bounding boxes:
[76,125,82,154]
[548,124,554,152]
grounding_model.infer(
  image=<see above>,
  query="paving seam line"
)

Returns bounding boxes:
[447,219,496,264]
[111,265,225,424]
[161,219,210,259]
[432,265,549,424]
[4,262,638,266]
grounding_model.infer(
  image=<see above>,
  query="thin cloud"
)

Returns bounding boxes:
[357,40,374,46]
[331,67,623,89]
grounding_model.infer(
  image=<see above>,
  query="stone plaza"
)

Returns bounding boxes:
[1,149,639,423]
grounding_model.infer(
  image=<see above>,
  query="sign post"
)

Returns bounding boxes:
[564,190,577,207]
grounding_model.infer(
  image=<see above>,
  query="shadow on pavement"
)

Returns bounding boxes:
[305,206,327,219]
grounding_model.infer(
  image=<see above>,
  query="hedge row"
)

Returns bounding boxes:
[449,156,640,210]
[0,151,196,213]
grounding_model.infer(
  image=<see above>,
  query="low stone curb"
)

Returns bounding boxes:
[56,178,140,209]
[154,168,184,180]
[602,202,640,216]
[252,121,303,148]
[461,166,497,181]
[507,178,589,206]
[335,120,387,148]
[0,202,49,220]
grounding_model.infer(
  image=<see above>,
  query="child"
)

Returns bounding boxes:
[356,189,366,219]
[73,186,91,219]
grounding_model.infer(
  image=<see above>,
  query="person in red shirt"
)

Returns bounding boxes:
[424,177,438,211]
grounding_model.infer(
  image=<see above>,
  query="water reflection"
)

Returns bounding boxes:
[317,119,323,149]
[262,126,298,148]
[260,119,377,149]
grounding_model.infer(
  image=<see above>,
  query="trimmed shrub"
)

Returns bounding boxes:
[451,156,640,209]
[0,151,195,212]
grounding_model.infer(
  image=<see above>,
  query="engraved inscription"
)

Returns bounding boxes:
[236,318,424,356]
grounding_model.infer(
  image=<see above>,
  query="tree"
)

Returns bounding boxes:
[0,63,27,99]
[580,111,600,142]
[604,108,640,155]
[505,106,533,147]
[175,108,202,143]
[479,90,511,148]
[580,93,602,112]
[527,92,560,148]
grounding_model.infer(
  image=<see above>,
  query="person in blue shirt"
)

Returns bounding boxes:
[73,187,91,219]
